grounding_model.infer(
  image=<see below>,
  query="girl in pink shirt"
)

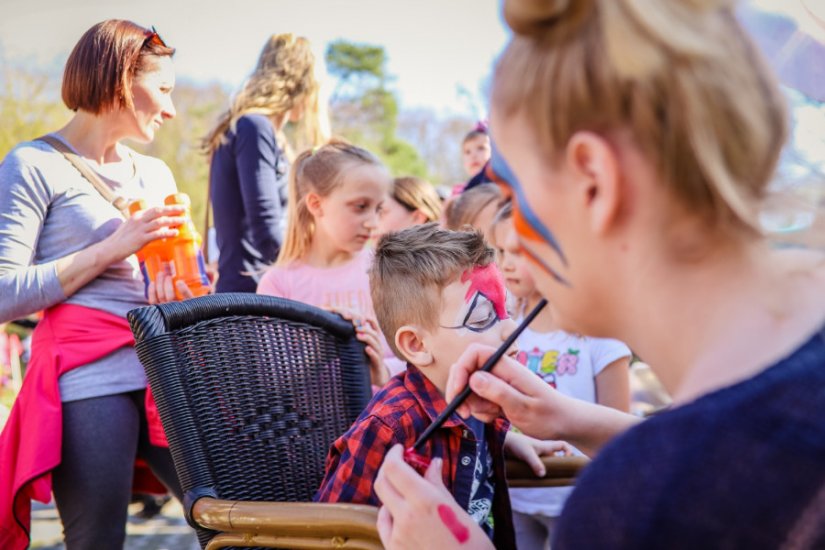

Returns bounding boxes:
[257,140,401,385]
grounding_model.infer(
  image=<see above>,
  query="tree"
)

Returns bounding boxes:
[397,108,476,186]
[0,65,70,158]
[0,63,228,234]
[325,40,428,179]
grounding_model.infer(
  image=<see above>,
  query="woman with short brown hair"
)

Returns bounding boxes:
[0,19,186,549]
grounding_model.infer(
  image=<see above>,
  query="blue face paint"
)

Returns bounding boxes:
[489,144,568,265]
[488,142,570,286]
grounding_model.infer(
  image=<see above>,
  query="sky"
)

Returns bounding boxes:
[0,0,510,117]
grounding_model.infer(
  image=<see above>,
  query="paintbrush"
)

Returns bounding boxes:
[405,298,548,466]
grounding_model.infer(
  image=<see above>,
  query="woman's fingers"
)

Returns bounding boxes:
[148,215,186,230]
[424,457,444,486]
[375,446,491,550]
[147,272,183,304]
[175,280,194,300]
[146,280,159,305]
[459,394,503,422]
[376,506,394,545]
[147,226,179,241]
[137,205,186,220]
[374,446,414,514]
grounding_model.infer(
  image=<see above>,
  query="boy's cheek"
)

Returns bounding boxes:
[461,327,505,351]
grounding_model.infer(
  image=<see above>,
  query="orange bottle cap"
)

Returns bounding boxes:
[128,199,148,216]
[165,193,191,207]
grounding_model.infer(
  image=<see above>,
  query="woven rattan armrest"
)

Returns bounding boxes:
[505,455,590,488]
[192,497,382,550]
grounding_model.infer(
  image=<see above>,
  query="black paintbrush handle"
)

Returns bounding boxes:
[412,298,548,451]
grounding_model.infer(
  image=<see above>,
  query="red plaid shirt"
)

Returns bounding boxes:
[314,365,515,548]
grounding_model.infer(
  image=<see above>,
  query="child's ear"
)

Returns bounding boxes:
[395,325,433,367]
[305,192,323,217]
[411,210,428,225]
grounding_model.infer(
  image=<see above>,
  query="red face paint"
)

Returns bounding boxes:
[437,504,470,544]
[403,447,432,475]
[461,264,509,320]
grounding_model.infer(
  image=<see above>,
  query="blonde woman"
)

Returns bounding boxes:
[372,0,825,548]
[375,176,443,237]
[204,34,328,292]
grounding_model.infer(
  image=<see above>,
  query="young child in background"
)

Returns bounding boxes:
[315,224,571,547]
[450,122,493,197]
[444,184,502,233]
[462,122,492,180]
[375,176,442,238]
[256,140,400,384]
[490,203,632,549]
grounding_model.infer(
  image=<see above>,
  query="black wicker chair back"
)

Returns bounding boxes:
[127,293,372,548]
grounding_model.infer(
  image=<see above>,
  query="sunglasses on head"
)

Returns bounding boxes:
[143,26,167,48]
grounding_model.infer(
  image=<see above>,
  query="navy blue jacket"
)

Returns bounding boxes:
[209,114,288,292]
[555,324,825,549]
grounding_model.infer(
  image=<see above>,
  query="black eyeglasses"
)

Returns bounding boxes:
[143,26,167,48]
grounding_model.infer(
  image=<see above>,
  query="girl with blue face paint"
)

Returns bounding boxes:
[372,1,825,548]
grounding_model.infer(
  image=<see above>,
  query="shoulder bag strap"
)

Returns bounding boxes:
[36,135,131,218]
[202,153,213,263]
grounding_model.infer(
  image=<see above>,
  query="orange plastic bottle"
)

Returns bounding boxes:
[129,199,173,298]
[163,193,210,300]
[129,194,210,300]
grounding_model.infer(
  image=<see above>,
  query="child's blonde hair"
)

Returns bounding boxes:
[370,223,494,358]
[495,0,788,236]
[277,139,384,266]
[204,34,326,154]
[444,184,503,231]
[489,201,514,251]
[392,177,443,223]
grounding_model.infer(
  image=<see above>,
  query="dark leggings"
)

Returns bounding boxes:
[52,390,183,550]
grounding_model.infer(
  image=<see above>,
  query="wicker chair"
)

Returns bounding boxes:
[128,293,379,549]
[128,293,589,550]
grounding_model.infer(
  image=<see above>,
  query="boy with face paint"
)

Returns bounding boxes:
[314,223,571,546]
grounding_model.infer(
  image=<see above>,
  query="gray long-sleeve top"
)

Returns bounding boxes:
[0,137,177,400]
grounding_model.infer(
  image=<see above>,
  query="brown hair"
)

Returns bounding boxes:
[62,20,175,114]
[392,176,443,223]
[489,201,514,251]
[204,34,323,154]
[370,223,495,358]
[444,184,503,231]
[495,0,788,235]
[276,139,385,266]
[462,121,489,145]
